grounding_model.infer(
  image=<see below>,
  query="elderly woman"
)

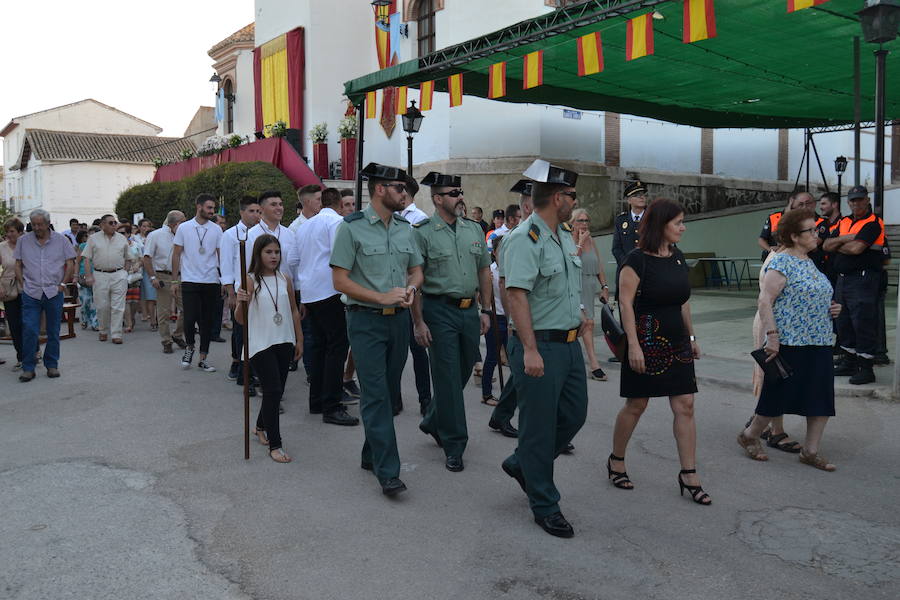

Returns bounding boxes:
[738,208,841,471]
[1,218,26,368]
[570,208,609,381]
[75,230,99,331]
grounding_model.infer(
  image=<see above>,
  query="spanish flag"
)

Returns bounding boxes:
[449,73,463,108]
[787,0,827,11]
[420,80,434,111]
[523,50,544,90]
[683,0,716,43]
[488,62,507,99]
[626,14,654,61]
[366,91,378,119]
[576,32,604,77]
[396,86,408,115]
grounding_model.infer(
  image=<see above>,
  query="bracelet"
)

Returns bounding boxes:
[689,335,697,342]
[601,284,609,289]
[765,329,778,336]
[481,309,494,315]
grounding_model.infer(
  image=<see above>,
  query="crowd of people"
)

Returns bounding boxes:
[1,159,870,539]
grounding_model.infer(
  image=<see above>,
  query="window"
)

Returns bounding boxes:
[417,0,436,57]
[224,79,234,134]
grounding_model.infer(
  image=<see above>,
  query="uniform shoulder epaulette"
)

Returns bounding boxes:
[412,218,430,228]
[561,222,573,232]
[344,211,364,223]
[528,223,540,243]
[394,214,409,224]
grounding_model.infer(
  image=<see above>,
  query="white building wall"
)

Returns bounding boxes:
[620,118,701,173]
[713,129,779,180]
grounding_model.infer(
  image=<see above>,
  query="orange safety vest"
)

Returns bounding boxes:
[838,212,885,249]
[815,216,841,235]
[768,211,783,232]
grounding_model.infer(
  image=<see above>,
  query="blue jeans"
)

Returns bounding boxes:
[22,292,64,373]
[482,314,508,396]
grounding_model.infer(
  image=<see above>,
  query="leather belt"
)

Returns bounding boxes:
[95,268,123,274]
[347,305,407,316]
[514,328,579,343]
[424,294,475,309]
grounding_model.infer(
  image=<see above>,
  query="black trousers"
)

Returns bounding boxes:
[835,271,880,358]
[4,296,23,362]
[181,282,219,354]
[305,294,349,415]
[250,342,293,450]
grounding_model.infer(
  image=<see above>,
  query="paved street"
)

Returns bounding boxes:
[2,299,900,600]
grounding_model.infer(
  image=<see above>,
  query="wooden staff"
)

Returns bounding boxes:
[237,226,250,460]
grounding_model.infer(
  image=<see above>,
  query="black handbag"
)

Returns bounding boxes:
[600,251,646,362]
[750,346,793,383]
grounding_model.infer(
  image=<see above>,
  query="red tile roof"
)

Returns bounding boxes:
[208,23,255,56]
[19,129,195,167]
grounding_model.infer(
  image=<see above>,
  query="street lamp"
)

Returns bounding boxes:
[834,155,848,197]
[401,100,425,177]
[857,0,900,216]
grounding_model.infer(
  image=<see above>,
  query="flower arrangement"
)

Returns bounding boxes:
[153,157,169,169]
[337,115,358,139]
[309,122,329,144]
[197,135,230,156]
[179,148,195,160]
[267,120,288,138]
[228,134,245,148]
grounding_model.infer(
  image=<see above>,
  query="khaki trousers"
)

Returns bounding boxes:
[155,272,183,345]
[93,270,127,339]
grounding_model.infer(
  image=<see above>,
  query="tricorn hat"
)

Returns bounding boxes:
[360,162,407,182]
[420,171,462,187]
[624,180,648,198]
[523,159,578,187]
[509,179,534,196]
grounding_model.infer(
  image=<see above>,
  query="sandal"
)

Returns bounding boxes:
[606,453,633,489]
[767,432,802,453]
[799,450,836,472]
[252,428,268,446]
[591,368,608,381]
[737,432,769,461]
[481,395,499,406]
[678,469,711,505]
[269,448,292,463]
[745,416,771,441]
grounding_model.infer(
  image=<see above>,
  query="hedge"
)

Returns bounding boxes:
[116,161,298,228]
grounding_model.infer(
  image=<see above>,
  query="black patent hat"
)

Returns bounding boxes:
[360,162,407,182]
[420,171,462,187]
[510,179,534,196]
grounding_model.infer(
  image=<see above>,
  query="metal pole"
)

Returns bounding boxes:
[237,229,250,460]
[810,133,829,192]
[874,48,887,217]
[838,173,843,199]
[854,36,862,186]
[407,135,414,178]
[805,128,811,192]
[355,99,366,212]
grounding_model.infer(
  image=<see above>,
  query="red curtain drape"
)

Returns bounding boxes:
[252,46,263,132]
[286,27,305,138]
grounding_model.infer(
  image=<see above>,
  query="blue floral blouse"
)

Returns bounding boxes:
[765,253,833,346]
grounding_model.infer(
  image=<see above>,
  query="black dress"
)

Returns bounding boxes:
[620,248,698,399]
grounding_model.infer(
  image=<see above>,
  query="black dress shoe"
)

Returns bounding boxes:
[419,423,442,447]
[288,360,298,372]
[489,418,519,438]
[501,460,527,493]
[323,408,359,426]
[445,456,464,472]
[380,477,407,497]
[534,512,574,538]
[361,459,373,471]
[561,443,575,455]
[212,336,227,343]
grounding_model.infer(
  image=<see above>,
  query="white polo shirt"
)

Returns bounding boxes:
[399,202,428,225]
[173,217,222,284]
[218,221,252,287]
[143,226,177,272]
[295,207,343,303]
[241,220,300,289]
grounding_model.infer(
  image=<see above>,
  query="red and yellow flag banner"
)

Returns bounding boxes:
[488,62,507,99]
[523,50,544,89]
[683,0,716,43]
[626,13,654,61]
[373,0,397,69]
[787,0,827,12]
[576,32,604,76]
[366,91,377,119]
[396,86,408,115]
[420,80,434,111]
[449,73,464,108]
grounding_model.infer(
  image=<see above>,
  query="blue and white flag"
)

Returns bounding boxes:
[214,89,225,122]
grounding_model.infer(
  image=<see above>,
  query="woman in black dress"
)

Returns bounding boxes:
[607,199,710,505]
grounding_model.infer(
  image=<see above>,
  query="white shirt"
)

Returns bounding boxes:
[495,224,510,237]
[218,221,252,287]
[288,213,308,232]
[630,210,644,222]
[143,226,177,272]
[295,207,343,303]
[247,273,296,358]
[399,202,428,225]
[490,262,505,316]
[173,217,223,284]
[242,220,300,289]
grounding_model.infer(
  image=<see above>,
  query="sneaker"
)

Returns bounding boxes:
[198,360,217,373]
[226,362,240,382]
[342,379,361,398]
[181,347,195,369]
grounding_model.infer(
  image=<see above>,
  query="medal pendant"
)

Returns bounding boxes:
[198,246,206,254]
[273,313,283,326]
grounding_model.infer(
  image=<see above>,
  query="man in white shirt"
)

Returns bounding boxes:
[64,218,80,245]
[295,188,359,426]
[143,210,186,353]
[398,183,429,225]
[172,194,223,372]
[288,184,323,232]
[83,214,132,344]
[219,196,261,383]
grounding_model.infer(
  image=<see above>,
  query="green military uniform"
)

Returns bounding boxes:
[501,209,587,521]
[413,209,490,462]
[330,204,423,484]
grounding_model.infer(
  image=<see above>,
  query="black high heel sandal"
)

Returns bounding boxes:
[678,469,711,505]
[606,453,633,489]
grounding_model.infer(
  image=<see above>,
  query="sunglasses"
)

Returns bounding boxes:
[436,189,465,198]
[382,183,407,193]
[105,221,117,226]
[560,191,578,200]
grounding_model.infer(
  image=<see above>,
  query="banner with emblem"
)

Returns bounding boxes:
[488,62,507,99]
[626,13,654,61]
[683,0,717,43]
[576,32,604,76]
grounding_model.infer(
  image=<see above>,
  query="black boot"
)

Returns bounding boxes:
[849,357,876,385]
[833,351,856,376]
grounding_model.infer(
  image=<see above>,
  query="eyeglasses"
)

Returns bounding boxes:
[104,221,117,226]
[436,189,465,198]
[575,218,590,223]
[382,183,407,193]
[560,191,578,200]
[799,227,816,235]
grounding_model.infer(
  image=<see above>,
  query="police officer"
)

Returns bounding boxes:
[758,191,815,260]
[411,172,492,473]
[611,181,647,267]
[823,185,884,385]
[331,163,424,497]
[500,160,588,539]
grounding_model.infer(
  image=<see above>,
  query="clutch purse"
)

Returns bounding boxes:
[600,300,626,361]
[750,346,793,383]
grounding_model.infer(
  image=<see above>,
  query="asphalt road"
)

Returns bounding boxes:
[2,323,899,600]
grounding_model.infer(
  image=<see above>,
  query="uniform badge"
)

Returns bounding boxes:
[528,224,540,243]
[561,222,573,232]
[622,222,629,229]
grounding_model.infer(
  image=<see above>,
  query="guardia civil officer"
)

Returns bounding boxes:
[501,160,588,538]
[611,181,647,267]
[411,172,492,473]
[331,163,424,497]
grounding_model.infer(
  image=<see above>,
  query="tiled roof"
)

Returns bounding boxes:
[208,23,255,56]
[22,129,195,166]
[0,99,162,137]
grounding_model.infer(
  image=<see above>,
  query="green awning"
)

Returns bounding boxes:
[344,0,899,129]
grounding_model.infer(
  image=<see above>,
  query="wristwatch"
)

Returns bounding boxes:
[601,284,609,289]
[480,309,494,315]
[689,335,697,342]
